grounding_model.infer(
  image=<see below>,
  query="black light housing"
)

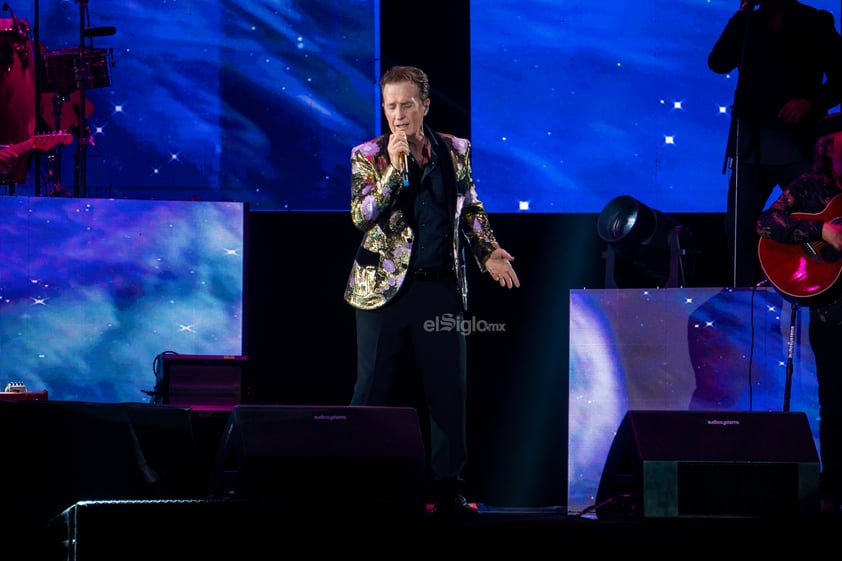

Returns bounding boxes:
[597,195,695,288]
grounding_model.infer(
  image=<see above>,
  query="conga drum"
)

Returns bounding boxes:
[0,17,36,185]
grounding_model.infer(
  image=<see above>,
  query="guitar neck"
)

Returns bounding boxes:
[2,133,72,159]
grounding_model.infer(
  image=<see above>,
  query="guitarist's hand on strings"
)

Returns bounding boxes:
[0,147,19,176]
[822,221,842,251]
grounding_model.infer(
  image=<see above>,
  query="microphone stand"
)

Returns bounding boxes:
[783,301,798,412]
[726,4,754,288]
[724,104,740,288]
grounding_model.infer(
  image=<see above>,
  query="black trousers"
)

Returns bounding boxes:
[352,275,468,485]
[809,315,842,503]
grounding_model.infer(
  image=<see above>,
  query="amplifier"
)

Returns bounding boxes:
[156,354,246,411]
[0,382,48,401]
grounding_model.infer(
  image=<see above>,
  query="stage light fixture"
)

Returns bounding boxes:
[596,195,695,288]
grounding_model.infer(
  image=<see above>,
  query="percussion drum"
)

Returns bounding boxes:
[0,18,35,185]
[41,47,112,93]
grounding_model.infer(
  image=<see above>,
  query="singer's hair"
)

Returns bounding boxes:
[380,66,430,101]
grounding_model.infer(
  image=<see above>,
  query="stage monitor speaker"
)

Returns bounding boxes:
[158,354,246,411]
[595,410,820,519]
[209,405,427,515]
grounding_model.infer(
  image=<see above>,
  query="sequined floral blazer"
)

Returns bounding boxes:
[344,129,499,311]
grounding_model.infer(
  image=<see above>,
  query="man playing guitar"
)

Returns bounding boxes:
[757,112,842,517]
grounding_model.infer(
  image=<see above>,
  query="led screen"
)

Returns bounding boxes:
[471,0,841,213]
[11,2,837,214]
[1,0,377,210]
[568,287,819,515]
[0,197,246,403]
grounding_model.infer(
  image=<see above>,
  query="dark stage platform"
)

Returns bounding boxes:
[31,499,841,560]
[3,400,840,560]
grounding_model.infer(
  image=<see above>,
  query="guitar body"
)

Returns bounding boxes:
[758,194,842,303]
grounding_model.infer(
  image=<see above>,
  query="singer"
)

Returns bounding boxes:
[344,65,520,518]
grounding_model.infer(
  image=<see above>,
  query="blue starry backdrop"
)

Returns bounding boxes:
[9,0,378,209]
[471,0,842,213]
[11,1,839,212]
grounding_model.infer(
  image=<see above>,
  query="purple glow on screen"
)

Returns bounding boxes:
[568,287,819,514]
[0,197,246,403]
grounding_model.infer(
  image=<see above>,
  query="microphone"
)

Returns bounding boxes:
[401,152,410,187]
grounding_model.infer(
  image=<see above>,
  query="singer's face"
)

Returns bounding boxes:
[382,81,426,138]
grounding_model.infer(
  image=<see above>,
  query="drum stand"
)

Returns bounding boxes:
[73,0,89,198]
[44,92,71,196]
[30,0,114,198]
[71,0,114,197]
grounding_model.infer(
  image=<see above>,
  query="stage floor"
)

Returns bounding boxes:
[27,499,841,560]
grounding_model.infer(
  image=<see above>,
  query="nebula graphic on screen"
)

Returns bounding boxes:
[0,197,246,403]
[568,288,819,514]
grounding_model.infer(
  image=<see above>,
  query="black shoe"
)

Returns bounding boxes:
[434,492,478,517]
[821,497,842,517]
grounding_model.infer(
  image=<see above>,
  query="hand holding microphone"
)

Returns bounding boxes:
[391,131,410,187]
[400,151,410,187]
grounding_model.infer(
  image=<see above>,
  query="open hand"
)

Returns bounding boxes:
[485,248,520,288]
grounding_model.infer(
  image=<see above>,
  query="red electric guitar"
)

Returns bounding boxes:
[758,194,842,303]
[2,131,73,158]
